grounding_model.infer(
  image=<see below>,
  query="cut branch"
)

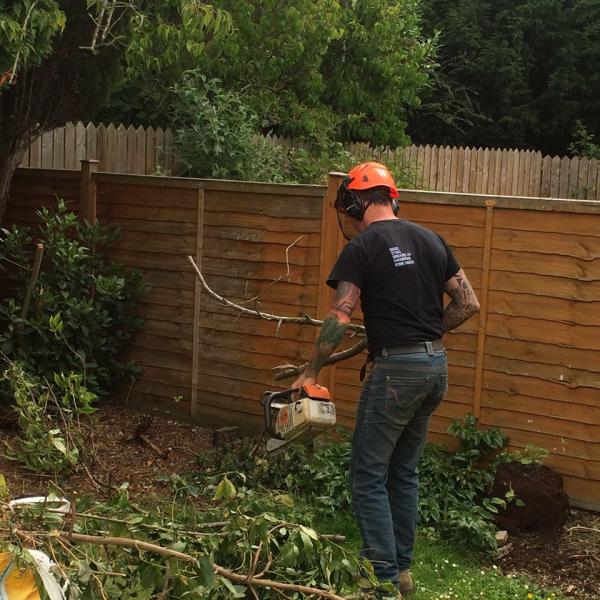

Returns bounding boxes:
[273,338,368,380]
[187,255,365,334]
[27,530,349,600]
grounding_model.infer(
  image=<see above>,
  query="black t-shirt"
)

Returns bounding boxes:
[327,219,460,351]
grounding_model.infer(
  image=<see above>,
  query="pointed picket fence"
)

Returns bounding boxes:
[20,124,600,199]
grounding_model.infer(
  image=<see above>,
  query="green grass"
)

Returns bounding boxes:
[317,513,562,600]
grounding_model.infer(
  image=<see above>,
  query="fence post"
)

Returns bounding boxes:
[472,199,496,422]
[191,187,205,418]
[316,173,347,396]
[79,159,99,223]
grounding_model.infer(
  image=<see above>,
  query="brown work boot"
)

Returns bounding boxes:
[398,569,414,596]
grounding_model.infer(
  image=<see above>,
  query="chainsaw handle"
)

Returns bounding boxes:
[261,389,299,435]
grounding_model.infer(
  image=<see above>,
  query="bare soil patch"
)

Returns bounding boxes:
[0,402,213,499]
[497,509,600,599]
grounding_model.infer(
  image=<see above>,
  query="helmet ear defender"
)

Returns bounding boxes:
[335,176,400,221]
[336,177,366,221]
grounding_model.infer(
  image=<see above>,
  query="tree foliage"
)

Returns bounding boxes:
[0,1,230,222]
[410,0,600,155]
[0,0,65,85]
[322,0,435,147]
[102,0,435,147]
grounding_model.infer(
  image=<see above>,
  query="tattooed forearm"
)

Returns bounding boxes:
[303,281,360,379]
[304,315,349,378]
[443,270,480,332]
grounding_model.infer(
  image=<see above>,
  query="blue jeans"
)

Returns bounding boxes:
[350,350,448,587]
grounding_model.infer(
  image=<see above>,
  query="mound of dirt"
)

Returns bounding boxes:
[491,462,569,533]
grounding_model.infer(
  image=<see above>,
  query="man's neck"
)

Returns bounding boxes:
[363,204,397,227]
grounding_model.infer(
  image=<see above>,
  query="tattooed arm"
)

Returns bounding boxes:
[291,281,360,388]
[443,269,480,331]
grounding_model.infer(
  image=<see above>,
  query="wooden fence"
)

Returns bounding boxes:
[6,165,600,510]
[19,122,177,176]
[19,122,600,200]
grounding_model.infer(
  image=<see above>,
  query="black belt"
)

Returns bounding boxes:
[370,339,444,358]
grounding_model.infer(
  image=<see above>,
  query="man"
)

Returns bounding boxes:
[292,162,479,598]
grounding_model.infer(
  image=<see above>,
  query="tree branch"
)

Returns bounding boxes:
[24,530,350,600]
[273,338,368,380]
[187,255,365,334]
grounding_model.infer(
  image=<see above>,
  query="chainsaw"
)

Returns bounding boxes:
[261,384,336,453]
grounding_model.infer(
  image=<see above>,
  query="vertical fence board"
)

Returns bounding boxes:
[64,122,76,170]
[449,146,458,192]
[462,148,471,193]
[550,156,561,197]
[52,127,65,169]
[106,124,118,172]
[422,145,432,190]
[145,126,156,175]
[116,124,127,173]
[530,152,542,197]
[558,156,571,198]
[577,158,589,200]
[29,136,41,168]
[86,122,97,162]
[97,124,108,171]
[75,122,87,166]
[469,147,479,193]
[41,131,53,168]
[126,125,137,174]
[455,147,465,192]
[586,159,598,200]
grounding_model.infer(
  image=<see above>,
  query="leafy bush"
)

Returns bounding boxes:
[194,415,510,553]
[418,415,508,552]
[2,360,96,474]
[171,69,419,186]
[0,201,143,400]
[172,71,287,181]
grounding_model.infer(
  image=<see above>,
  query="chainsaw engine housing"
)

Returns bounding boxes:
[261,384,336,452]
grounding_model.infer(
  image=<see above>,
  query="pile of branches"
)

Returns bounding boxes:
[0,485,376,599]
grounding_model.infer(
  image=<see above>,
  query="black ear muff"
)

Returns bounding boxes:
[335,177,365,221]
[392,198,399,216]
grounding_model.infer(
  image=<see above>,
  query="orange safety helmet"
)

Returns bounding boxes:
[346,162,399,198]
[335,162,399,223]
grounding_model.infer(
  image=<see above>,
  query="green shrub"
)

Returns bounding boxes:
[172,71,287,182]
[192,415,509,553]
[418,415,508,552]
[0,201,143,400]
[2,360,96,474]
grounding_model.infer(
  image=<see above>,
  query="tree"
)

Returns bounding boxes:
[101,0,435,147]
[321,0,435,147]
[0,1,229,223]
[409,0,600,155]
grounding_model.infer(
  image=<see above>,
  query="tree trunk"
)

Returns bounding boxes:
[0,139,29,222]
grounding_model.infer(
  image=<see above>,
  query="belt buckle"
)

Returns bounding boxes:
[425,341,434,356]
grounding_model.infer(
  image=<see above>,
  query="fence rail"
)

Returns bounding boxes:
[20,122,600,200]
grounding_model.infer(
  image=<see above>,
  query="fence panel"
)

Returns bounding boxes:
[6,166,600,509]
